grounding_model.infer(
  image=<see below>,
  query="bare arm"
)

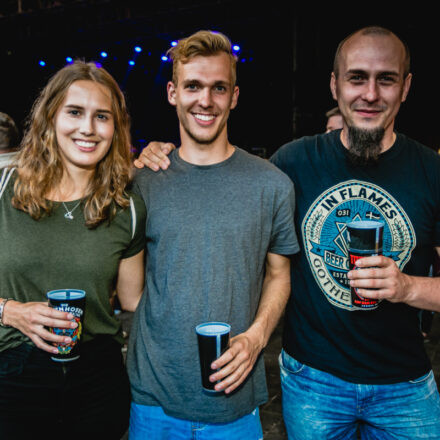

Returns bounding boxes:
[348,246,440,311]
[115,250,145,312]
[133,142,176,171]
[210,252,291,394]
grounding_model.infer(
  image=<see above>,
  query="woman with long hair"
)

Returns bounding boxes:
[0,61,145,439]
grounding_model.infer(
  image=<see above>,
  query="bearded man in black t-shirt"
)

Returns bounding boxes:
[270,26,440,440]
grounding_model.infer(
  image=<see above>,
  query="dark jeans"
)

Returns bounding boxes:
[0,336,130,440]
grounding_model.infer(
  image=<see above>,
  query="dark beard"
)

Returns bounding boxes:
[346,126,384,166]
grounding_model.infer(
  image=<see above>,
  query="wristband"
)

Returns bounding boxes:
[0,298,12,327]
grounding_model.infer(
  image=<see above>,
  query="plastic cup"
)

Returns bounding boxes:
[46,289,86,362]
[347,220,384,309]
[195,322,230,392]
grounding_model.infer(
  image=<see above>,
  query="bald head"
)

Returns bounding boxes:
[329,25,413,161]
[333,26,410,79]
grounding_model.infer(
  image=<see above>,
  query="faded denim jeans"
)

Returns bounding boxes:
[279,349,440,439]
[129,403,263,440]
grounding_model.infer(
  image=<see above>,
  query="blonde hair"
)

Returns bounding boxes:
[167,30,237,85]
[12,61,132,229]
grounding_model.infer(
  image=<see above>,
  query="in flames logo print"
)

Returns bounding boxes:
[301,180,415,310]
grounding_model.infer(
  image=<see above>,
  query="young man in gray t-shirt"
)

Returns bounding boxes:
[127,30,299,439]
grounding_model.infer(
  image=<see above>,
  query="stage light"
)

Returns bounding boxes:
[100,51,108,58]
[66,57,73,63]
[135,46,142,53]
[233,45,240,51]
[94,62,102,69]
[171,41,178,47]
[39,60,46,66]
[129,60,135,66]
[161,55,168,62]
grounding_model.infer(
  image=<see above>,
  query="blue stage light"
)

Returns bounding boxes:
[161,55,168,62]
[129,60,135,66]
[233,45,240,51]
[171,41,178,47]
[66,57,73,63]
[135,46,142,53]
[39,60,46,66]
[100,51,108,58]
[94,62,102,69]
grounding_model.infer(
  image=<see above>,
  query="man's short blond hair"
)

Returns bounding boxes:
[167,30,237,85]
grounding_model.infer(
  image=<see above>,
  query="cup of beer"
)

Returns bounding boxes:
[46,289,86,362]
[195,322,230,392]
[347,220,384,310]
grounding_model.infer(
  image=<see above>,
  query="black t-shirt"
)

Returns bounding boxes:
[271,130,440,384]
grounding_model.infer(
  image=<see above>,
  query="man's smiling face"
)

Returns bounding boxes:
[167,52,239,146]
[331,32,411,136]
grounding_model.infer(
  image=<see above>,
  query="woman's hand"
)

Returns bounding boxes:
[2,300,77,354]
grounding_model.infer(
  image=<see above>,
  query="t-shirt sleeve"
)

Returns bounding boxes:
[270,142,293,176]
[269,179,300,255]
[121,193,146,259]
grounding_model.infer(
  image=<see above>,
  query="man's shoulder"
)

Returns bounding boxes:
[272,133,329,160]
[234,147,293,188]
[397,132,440,164]
[132,159,175,191]
[269,133,334,179]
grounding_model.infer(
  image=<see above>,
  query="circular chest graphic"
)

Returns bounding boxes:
[302,180,415,310]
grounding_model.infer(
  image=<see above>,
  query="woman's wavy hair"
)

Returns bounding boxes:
[12,61,132,228]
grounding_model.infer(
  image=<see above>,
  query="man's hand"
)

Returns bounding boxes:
[347,255,411,303]
[209,326,264,394]
[3,300,77,354]
[133,142,176,171]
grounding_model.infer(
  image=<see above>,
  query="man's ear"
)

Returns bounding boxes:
[401,73,412,103]
[230,86,239,110]
[330,72,338,101]
[167,81,177,106]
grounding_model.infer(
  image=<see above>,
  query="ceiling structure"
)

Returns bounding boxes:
[1,4,438,153]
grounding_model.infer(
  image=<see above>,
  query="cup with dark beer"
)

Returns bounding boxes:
[347,220,384,310]
[195,322,230,392]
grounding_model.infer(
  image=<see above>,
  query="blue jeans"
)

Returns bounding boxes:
[129,403,263,440]
[279,349,440,439]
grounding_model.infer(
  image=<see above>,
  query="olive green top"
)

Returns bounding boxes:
[0,172,146,353]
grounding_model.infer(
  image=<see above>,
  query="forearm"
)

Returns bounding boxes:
[246,254,291,349]
[115,250,145,312]
[210,253,291,393]
[403,275,440,311]
[117,290,143,312]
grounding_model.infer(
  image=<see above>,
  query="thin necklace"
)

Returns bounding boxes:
[62,200,81,220]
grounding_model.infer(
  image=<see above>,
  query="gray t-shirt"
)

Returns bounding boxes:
[127,147,299,423]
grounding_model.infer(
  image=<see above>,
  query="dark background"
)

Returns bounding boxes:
[1,2,438,157]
